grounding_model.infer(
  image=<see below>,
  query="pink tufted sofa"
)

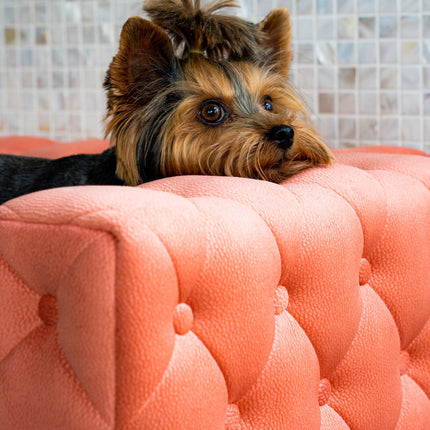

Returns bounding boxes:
[0,137,429,429]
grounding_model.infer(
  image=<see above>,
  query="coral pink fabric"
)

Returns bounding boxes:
[0,137,429,429]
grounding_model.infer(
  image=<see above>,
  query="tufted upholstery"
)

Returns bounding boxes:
[0,137,429,429]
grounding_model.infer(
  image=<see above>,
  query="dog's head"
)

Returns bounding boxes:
[104,0,333,185]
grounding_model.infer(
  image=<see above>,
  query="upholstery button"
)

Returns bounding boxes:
[400,350,410,375]
[359,258,372,286]
[173,303,194,335]
[274,286,289,315]
[38,295,58,326]
[318,378,332,406]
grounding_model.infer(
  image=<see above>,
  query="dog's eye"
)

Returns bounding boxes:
[199,100,228,125]
[262,96,273,112]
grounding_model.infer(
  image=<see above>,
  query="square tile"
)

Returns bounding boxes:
[339,117,356,139]
[338,42,356,64]
[338,18,357,39]
[401,15,420,38]
[359,92,378,115]
[401,118,421,141]
[339,67,357,89]
[380,118,400,140]
[338,93,356,114]
[402,93,420,115]
[359,17,376,38]
[380,92,398,115]
[316,42,336,65]
[317,0,333,14]
[358,67,377,89]
[358,118,378,140]
[380,16,398,38]
[380,67,399,89]
[319,93,335,113]
[380,40,398,63]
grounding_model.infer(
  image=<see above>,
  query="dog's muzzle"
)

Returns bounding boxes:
[267,125,294,150]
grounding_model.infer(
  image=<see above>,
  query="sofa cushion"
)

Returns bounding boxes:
[0,138,429,429]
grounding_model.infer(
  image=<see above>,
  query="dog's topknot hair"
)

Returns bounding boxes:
[143,0,263,60]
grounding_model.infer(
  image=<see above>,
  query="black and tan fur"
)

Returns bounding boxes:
[0,0,332,205]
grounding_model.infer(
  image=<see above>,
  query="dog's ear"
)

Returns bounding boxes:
[104,17,174,186]
[104,16,174,110]
[259,8,292,77]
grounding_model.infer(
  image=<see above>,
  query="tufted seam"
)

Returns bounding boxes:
[363,166,430,192]
[56,230,117,427]
[123,332,228,429]
[1,222,116,427]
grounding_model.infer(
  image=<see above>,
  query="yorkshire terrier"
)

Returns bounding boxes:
[0,0,332,205]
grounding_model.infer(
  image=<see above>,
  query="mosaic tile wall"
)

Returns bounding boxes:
[0,0,429,151]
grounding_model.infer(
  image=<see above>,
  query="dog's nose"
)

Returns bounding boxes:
[267,125,294,150]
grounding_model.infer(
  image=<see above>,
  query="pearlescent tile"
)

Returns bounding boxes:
[401,15,420,38]
[424,16,430,38]
[380,16,398,38]
[317,116,337,140]
[317,0,333,14]
[358,67,377,89]
[65,3,81,23]
[37,71,49,89]
[297,0,313,14]
[35,4,49,22]
[4,7,16,23]
[402,93,420,115]
[358,0,375,14]
[359,92,378,114]
[295,68,314,89]
[338,18,357,39]
[358,42,377,64]
[4,28,16,45]
[338,93,356,114]
[380,118,400,140]
[318,68,336,90]
[319,93,335,113]
[424,68,430,88]
[358,118,378,140]
[380,0,398,13]
[339,118,356,139]
[424,41,430,63]
[380,93,398,115]
[297,17,314,40]
[337,0,354,14]
[402,67,420,89]
[316,42,336,65]
[36,28,49,45]
[401,0,419,13]
[380,40,398,63]
[339,67,357,89]
[401,118,420,141]
[380,67,398,89]
[338,42,356,64]
[401,41,419,64]
[359,17,376,38]
[424,94,430,115]
[296,43,314,64]
[317,17,336,39]
[0,0,428,149]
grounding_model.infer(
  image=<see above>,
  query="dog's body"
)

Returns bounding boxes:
[0,149,122,204]
[0,0,332,205]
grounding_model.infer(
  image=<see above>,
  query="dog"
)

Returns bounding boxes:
[0,0,332,205]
